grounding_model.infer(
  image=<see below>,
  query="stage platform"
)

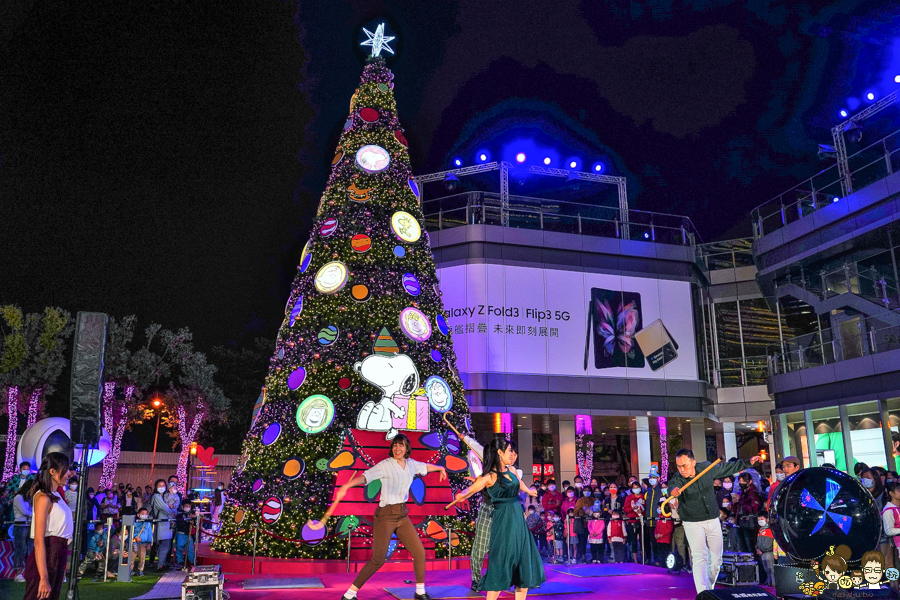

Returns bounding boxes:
[196,543,471,575]
[218,563,705,600]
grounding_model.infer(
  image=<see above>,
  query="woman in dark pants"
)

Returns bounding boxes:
[734,473,760,554]
[24,452,73,600]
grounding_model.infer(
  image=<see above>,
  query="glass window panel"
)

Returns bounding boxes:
[846,401,887,471]
[811,407,845,471]
[785,412,807,467]
[886,398,900,474]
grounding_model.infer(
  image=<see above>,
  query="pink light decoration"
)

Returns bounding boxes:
[575,433,594,481]
[658,416,668,483]
[499,413,512,434]
[2,386,20,481]
[98,382,119,490]
[26,387,43,429]
[575,415,592,435]
[175,401,206,494]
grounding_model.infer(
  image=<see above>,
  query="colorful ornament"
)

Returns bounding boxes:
[262,423,281,446]
[282,458,305,480]
[359,107,380,122]
[250,387,266,429]
[332,146,343,165]
[377,83,389,92]
[393,245,406,258]
[351,284,371,302]
[320,217,338,237]
[315,459,328,471]
[355,144,390,173]
[436,314,448,335]
[317,325,339,345]
[430,349,442,362]
[394,130,408,147]
[343,117,353,130]
[424,375,453,413]
[236,449,249,474]
[289,296,303,326]
[299,241,312,273]
[296,395,335,434]
[399,307,431,342]
[234,509,245,524]
[261,497,283,524]
[351,234,372,252]
[337,515,360,537]
[410,477,425,505]
[287,367,306,390]
[301,522,326,545]
[408,178,419,198]
[339,377,351,389]
[391,211,421,242]
[347,183,372,202]
[252,478,264,492]
[364,479,382,502]
[278,348,284,360]
[314,262,348,294]
[328,449,357,470]
[402,273,420,296]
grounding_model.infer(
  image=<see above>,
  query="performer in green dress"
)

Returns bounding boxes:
[455,437,546,600]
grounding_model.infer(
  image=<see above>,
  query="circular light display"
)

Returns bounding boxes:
[314,261,348,294]
[316,459,328,471]
[408,178,419,198]
[296,395,335,434]
[391,211,421,243]
[355,144,390,173]
[425,375,453,413]
[399,307,432,342]
[431,349,443,362]
[402,273,420,296]
[287,367,306,390]
[283,458,305,480]
[234,509,245,524]
[351,234,371,252]
[351,285,370,302]
[436,314,449,335]
[394,246,406,258]
[299,241,312,273]
[343,118,353,130]
[317,325,339,345]
[320,218,338,237]
[302,522,326,545]
[252,478,264,492]
[359,107,379,122]
[262,423,281,446]
[261,497,283,524]
[338,377,351,389]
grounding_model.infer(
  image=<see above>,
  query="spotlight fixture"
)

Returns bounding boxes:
[867,92,875,101]
[569,161,577,169]
[515,152,526,163]
[844,120,863,143]
[479,153,488,162]
[543,157,551,165]
[832,196,840,203]
[592,163,603,172]
[896,75,900,83]
[839,110,848,118]
[444,172,460,191]
[453,158,462,167]
[817,143,837,161]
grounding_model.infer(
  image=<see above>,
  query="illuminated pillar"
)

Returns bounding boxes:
[517,415,534,487]
[635,416,651,480]
[554,417,576,484]
[723,422,737,460]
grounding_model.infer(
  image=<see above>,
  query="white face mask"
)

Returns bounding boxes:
[723,482,733,490]
[574,482,583,488]
[649,478,658,486]
[21,469,30,476]
[758,520,767,527]
[632,487,641,494]
[583,490,591,497]
[567,492,575,498]
[862,478,874,488]
[157,487,166,494]
[776,473,785,481]
[553,516,560,522]
[138,514,148,520]
[549,485,556,491]
[69,484,77,490]
[217,486,223,490]
[661,488,668,494]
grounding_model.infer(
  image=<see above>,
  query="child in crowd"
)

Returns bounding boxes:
[106,525,130,578]
[756,512,775,586]
[653,498,674,567]
[175,500,196,568]
[607,509,626,563]
[77,521,110,578]
[587,510,605,564]
[566,508,578,564]
[544,511,555,559]
[552,512,566,564]
[132,506,154,576]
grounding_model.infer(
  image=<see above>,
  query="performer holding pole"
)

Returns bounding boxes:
[667,449,763,594]
[454,438,545,600]
[308,434,447,600]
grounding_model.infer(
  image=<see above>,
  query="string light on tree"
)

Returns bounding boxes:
[3,387,19,478]
[658,416,668,483]
[575,415,594,481]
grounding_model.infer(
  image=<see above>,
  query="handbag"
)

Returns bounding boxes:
[738,515,757,529]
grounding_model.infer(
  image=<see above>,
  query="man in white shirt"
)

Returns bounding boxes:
[463,435,523,591]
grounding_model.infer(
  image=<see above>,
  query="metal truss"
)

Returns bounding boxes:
[831,88,899,196]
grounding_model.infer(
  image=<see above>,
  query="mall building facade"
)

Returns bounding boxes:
[421,132,900,484]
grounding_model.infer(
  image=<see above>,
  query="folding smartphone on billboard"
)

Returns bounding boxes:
[634,319,679,371]
[584,288,645,369]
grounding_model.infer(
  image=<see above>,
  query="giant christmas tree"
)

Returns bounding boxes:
[213,29,477,560]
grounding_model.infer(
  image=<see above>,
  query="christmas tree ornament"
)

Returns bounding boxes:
[332,146,344,165]
[351,234,372,252]
[299,241,312,273]
[314,262,348,294]
[359,107,380,123]
[317,325,339,345]
[399,307,431,342]
[347,183,373,202]
[287,367,306,390]
[282,458,305,480]
[408,178,419,198]
[435,314,449,335]
[252,478,264,492]
[360,22,395,57]
[262,423,281,446]
[394,130,408,147]
[355,145,391,173]
[296,395,335,434]
[320,217,339,237]
[351,284,371,302]
[424,375,453,413]
[393,245,406,258]
[402,273,421,296]
[391,211,421,242]
[261,497,284,523]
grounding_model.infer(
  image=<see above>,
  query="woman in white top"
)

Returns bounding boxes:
[24,452,73,600]
[312,434,447,600]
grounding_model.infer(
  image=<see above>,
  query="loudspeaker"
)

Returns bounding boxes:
[69,312,109,445]
[696,586,775,600]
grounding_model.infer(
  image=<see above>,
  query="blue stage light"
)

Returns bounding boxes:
[479,153,487,162]
[839,110,848,118]
[543,157,551,165]
[453,158,462,167]
[643,232,650,239]
[896,75,900,83]
[592,163,603,172]
[833,196,840,203]
[516,152,526,163]
[867,92,875,101]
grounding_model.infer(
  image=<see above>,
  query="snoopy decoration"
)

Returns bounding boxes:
[354,327,430,439]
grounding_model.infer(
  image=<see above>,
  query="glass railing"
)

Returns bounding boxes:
[770,311,900,375]
[751,125,900,238]
[422,192,701,247]
[696,238,755,271]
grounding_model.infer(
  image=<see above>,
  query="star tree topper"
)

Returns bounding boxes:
[361,23,395,57]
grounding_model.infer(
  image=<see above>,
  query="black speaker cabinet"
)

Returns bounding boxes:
[696,586,775,600]
[69,312,108,445]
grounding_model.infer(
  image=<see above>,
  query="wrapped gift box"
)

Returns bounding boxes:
[391,394,430,432]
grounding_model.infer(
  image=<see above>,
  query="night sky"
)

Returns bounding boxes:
[3,0,899,349]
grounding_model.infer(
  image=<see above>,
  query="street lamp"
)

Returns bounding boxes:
[149,397,162,482]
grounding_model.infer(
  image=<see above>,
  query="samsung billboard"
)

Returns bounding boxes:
[436,264,698,382]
